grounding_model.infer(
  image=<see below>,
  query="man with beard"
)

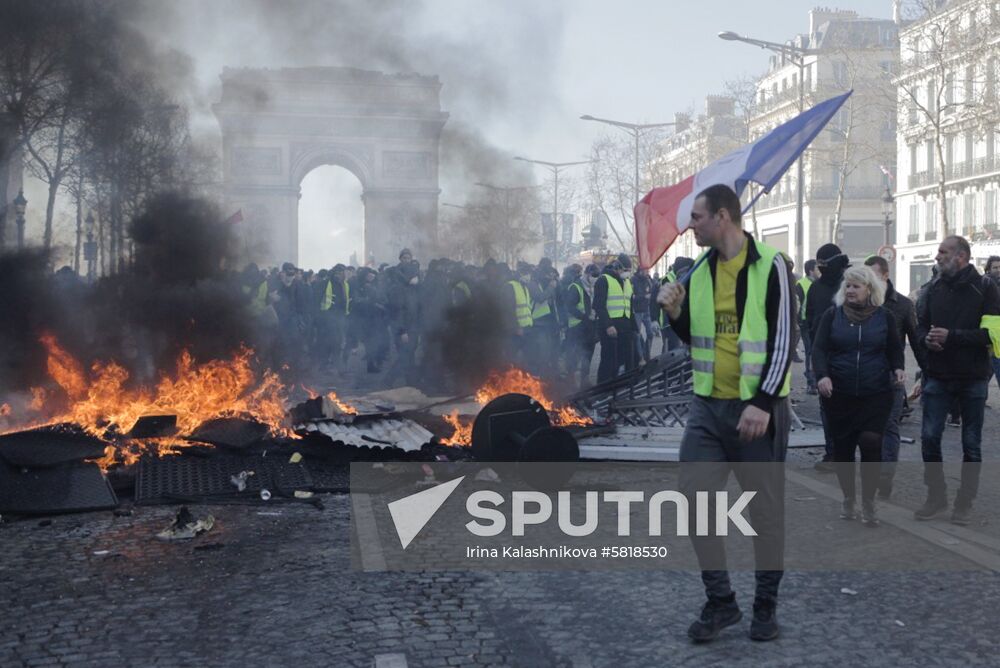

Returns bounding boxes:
[914,235,1000,524]
[805,243,850,472]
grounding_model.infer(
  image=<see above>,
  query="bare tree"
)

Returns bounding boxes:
[723,76,763,236]
[586,126,673,254]
[898,0,1000,237]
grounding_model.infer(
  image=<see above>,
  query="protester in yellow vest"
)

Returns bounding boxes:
[593,253,636,384]
[657,184,794,644]
[506,262,535,366]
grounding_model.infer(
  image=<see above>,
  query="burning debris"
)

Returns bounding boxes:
[439,368,593,447]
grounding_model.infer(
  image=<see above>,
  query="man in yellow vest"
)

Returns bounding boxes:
[505,262,535,367]
[594,253,636,383]
[658,184,794,644]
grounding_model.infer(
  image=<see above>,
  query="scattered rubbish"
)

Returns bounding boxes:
[895,620,906,627]
[900,436,915,444]
[289,452,302,464]
[230,470,255,492]
[474,468,501,483]
[840,588,858,596]
[93,550,110,556]
[256,511,282,516]
[260,489,271,501]
[793,496,817,501]
[294,490,313,499]
[155,506,215,541]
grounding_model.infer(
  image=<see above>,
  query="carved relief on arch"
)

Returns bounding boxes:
[289,142,374,186]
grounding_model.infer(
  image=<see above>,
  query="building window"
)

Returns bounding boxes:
[833,61,848,86]
[926,200,939,240]
[909,203,920,242]
[910,144,918,177]
[966,65,976,103]
[986,191,997,229]
[964,192,977,234]
[946,197,957,234]
[927,140,936,175]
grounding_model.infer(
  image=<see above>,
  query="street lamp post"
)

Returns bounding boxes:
[579,116,677,224]
[719,31,818,268]
[881,186,894,248]
[13,188,27,250]
[513,157,592,263]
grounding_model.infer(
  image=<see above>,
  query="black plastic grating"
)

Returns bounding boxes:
[0,462,118,515]
[135,454,312,505]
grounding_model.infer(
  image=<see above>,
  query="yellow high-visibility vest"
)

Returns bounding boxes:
[601,274,632,319]
[689,244,791,400]
[509,280,533,328]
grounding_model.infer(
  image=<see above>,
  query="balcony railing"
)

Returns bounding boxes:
[907,157,1000,189]
[810,185,890,201]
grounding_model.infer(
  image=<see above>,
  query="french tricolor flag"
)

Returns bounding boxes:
[634,90,852,269]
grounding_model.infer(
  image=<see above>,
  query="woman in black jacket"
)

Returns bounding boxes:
[812,265,905,526]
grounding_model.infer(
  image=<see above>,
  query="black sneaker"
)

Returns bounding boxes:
[914,497,948,520]
[861,500,879,527]
[749,597,779,641]
[814,458,835,473]
[687,593,742,643]
[951,505,973,526]
[840,499,858,520]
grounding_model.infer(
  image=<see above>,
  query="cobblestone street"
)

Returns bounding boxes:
[3,359,1000,667]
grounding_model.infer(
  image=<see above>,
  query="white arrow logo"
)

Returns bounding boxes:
[387,476,465,549]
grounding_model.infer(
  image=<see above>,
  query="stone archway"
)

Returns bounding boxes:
[213,67,448,267]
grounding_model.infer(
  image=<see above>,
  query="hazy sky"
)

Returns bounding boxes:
[141,1,895,267]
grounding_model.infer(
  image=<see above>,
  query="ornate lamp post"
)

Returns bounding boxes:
[13,188,27,249]
[881,186,894,248]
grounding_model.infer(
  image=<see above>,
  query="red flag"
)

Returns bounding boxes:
[224,209,244,226]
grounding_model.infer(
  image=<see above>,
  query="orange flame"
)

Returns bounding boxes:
[0,403,10,417]
[8,335,295,468]
[441,410,472,446]
[326,390,358,415]
[440,367,591,446]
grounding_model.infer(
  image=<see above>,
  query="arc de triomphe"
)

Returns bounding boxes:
[213,67,448,267]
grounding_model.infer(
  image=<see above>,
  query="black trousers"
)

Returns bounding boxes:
[597,319,635,384]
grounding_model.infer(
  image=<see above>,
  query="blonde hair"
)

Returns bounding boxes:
[834,265,885,307]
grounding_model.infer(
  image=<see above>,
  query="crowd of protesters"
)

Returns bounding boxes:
[236,247,699,393]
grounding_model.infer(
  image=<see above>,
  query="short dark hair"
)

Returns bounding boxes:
[944,235,971,257]
[864,255,889,275]
[804,259,817,273]
[985,255,1000,272]
[696,184,742,225]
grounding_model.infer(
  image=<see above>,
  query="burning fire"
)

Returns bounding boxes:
[6,335,294,468]
[301,385,359,416]
[326,390,358,415]
[441,409,472,447]
[441,367,592,446]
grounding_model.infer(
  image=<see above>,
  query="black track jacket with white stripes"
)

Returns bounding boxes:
[666,232,796,413]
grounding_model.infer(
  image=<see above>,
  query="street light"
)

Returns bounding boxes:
[513,156,592,263]
[13,188,27,250]
[881,185,894,248]
[84,212,97,282]
[719,30,818,267]
[579,116,677,220]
